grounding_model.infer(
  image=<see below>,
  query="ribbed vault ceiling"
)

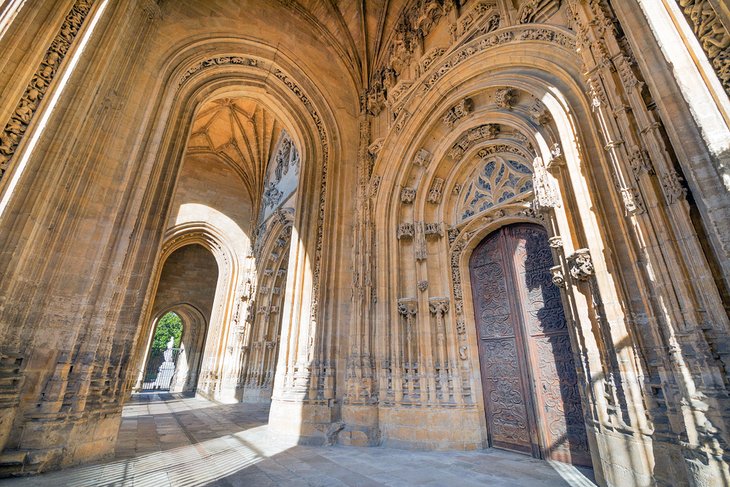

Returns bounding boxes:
[186,97,283,215]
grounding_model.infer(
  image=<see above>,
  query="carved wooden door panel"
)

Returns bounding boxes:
[470,223,591,467]
[509,224,592,467]
[469,230,537,455]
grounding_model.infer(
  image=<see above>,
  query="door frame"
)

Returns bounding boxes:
[451,203,597,468]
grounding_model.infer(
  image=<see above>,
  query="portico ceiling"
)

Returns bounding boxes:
[186,97,283,212]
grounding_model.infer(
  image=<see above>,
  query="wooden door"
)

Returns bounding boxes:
[470,223,591,466]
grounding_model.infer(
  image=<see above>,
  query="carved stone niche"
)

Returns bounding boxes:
[397,222,415,240]
[401,187,416,204]
[443,98,474,128]
[413,148,432,167]
[567,248,594,281]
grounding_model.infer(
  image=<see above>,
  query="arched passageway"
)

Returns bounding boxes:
[135,244,219,394]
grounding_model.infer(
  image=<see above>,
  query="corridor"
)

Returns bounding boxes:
[1,394,596,486]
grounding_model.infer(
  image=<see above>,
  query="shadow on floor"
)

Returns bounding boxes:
[0,393,596,486]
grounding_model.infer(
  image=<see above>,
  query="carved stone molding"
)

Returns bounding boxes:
[394,110,411,133]
[270,68,329,323]
[422,26,576,91]
[179,56,259,87]
[448,124,500,160]
[0,0,96,181]
[417,280,429,292]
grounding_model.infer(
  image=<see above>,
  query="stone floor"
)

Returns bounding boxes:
[1,393,596,486]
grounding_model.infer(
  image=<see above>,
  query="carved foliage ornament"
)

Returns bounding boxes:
[179,56,258,87]
[448,124,500,160]
[442,98,474,128]
[676,0,730,92]
[423,27,576,91]
[0,0,95,180]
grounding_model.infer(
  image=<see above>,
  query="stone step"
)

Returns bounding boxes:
[0,450,27,476]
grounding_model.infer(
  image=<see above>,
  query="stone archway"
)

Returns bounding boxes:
[133,243,219,394]
[469,222,591,467]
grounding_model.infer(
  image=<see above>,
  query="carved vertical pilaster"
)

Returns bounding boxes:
[429,298,450,403]
[397,298,419,402]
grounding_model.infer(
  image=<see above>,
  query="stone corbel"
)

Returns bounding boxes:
[400,187,416,204]
[397,222,415,240]
[428,297,449,317]
[413,148,432,167]
[567,248,594,282]
[424,222,443,239]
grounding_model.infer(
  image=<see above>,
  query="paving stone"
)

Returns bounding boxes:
[0,394,596,487]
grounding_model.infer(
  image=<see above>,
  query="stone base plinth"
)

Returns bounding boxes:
[268,398,334,444]
[378,406,484,450]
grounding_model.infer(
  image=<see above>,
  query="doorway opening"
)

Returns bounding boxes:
[469,222,591,467]
[141,311,183,391]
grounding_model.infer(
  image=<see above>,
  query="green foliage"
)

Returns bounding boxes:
[152,312,183,350]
